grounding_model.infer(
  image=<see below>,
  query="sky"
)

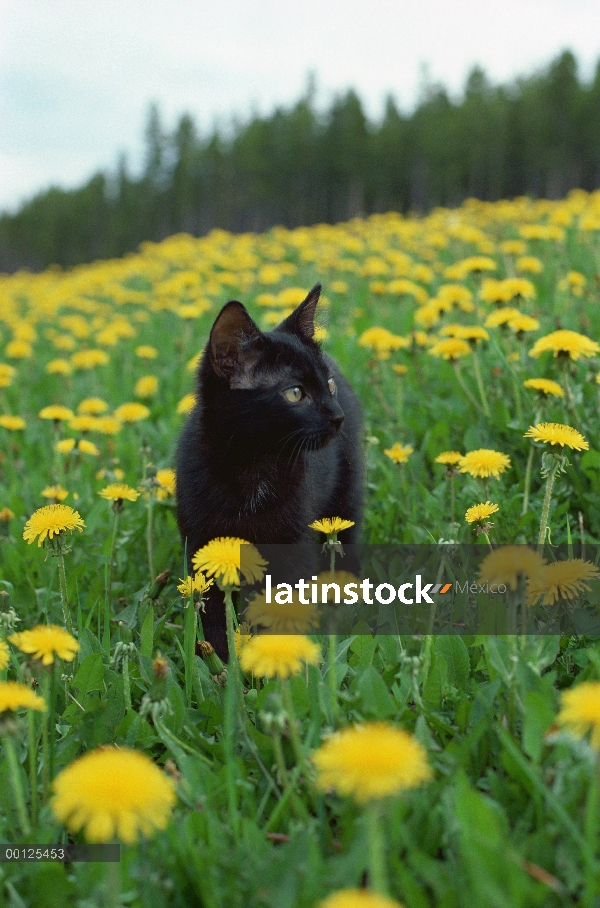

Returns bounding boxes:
[1,0,600,213]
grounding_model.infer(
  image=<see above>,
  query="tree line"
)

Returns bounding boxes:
[2,50,600,272]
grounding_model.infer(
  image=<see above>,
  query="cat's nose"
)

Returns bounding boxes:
[329,414,344,430]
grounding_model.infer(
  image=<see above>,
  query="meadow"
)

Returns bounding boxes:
[1,191,600,906]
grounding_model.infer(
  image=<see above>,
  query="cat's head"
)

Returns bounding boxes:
[199,284,345,455]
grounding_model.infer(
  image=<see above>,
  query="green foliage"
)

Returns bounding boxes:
[3,51,600,269]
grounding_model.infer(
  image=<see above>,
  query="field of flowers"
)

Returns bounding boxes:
[2,191,600,906]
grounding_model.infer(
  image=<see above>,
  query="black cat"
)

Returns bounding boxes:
[175,284,364,659]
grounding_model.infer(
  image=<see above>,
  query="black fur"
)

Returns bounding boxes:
[175,284,364,659]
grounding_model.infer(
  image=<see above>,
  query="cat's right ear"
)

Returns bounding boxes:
[209,301,264,386]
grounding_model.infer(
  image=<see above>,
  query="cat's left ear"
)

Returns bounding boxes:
[279,284,321,341]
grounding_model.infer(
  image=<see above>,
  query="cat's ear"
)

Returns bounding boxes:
[279,284,321,341]
[209,301,264,385]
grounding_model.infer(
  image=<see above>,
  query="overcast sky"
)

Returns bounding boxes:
[1,0,599,213]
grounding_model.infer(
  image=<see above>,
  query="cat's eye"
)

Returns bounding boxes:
[328,378,336,395]
[284,386,303,403]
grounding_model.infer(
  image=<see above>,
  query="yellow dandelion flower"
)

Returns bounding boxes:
[135,345,158,359]
[458,449,511,479]
[331,280,348,294]
[41,485,69,502]
[392,364,408,375]
[309,517,356,536]
[484,307,522,328]
[480,278,512,304]
[465,501,499,524]
[56,438,76,454]
[134,375,158,398]
[0,415,26,431]
[51,746,176,843]
[358,327,409,356]
[23,504,85,547]
[516,255,543,274]
[451,326,489,344]
[0,363,16,387]
[186,353,201,371]
[478,546,545,590]
[523,423,588,451]
[527,559,600,607]
[69,415,101,433]
[94,416,122,435]
[71,349,109,370]
[98,484,140,503]
[77,397,109,415]
[0,681,46,713]
[39,405,74,422]
[523,378,564,398]
[434,451,462,465]
[177,393,196,414]
[113,402,150,423]
[317,890,403,908]
[455,256,497,275]
[6,340,32,359]
[177,573,214,597]
[155,469,176,500]
[557,682,600,750]
[503,277,536,301]
[239,634,320,679]
[437,283,474,310]
[192,537,267,588]
[559,271,587,295]
[77,439,100,456]
[509,314,540,334]
[9,625,79,665]
[529,330,599,361]
[0,641,9,670]
[0,507,15,523]
[245,590,321,633]
[500,240,527,256]
[313,722,431,803]
[46,359,73,375]
[383,443,413,464]
[428,338,472,360]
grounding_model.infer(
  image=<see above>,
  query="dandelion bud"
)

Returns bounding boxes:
[147,569,171,600]
[152,654,169,679]
[197,640,225,675]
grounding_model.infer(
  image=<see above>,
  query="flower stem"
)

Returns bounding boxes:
[522,444,535,516]
[561,360,580,423]
[28,710,38,827]
[223,587,241,838]
[56,550,73,635]
[107,508,120,613]
[450,474,455,525]
[482,532,493,551]
[272,731,290,788]
[365,801,389,896]
[123,653,132,712]
[328,542,338,723]
[538,468,556,551]
[146,497,155,582]
[280,678,308,782]
[453,362,484,415]
[48,662,57,784]
[5,735,31,835]
[41,672,50,801]
[509,367,524,425]
[472,349,491,418]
